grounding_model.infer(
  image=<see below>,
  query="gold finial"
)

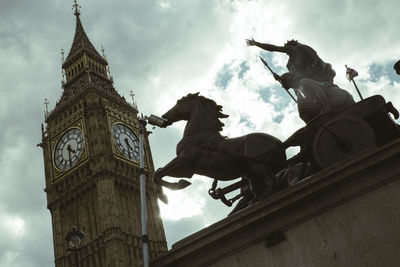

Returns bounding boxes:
[41,123,45,138]
[101,46,106,59]
[61,49,66,84]
[130,91,138,110]
[107,65,112,79]
[44,98,50,119]
[130,91,135,103]
[73,0,81,16]
[61,49,65,63]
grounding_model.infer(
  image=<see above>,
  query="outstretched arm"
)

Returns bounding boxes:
[246,38,288,53]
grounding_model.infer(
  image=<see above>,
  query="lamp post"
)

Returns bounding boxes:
[138,114,169,267]
[138,117,149,267]
[65,226,85,267]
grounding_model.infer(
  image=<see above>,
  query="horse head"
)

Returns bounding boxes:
[162,92,229,134]
[162,92,200,124]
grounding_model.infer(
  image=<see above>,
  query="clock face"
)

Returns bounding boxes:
[54,128,85,171]
[112,123,140,161]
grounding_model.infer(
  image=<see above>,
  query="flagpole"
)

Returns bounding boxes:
[352,79,363,100]
[345,65,363,100]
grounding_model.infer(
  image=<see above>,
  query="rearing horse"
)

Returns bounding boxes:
[154,93,287,199]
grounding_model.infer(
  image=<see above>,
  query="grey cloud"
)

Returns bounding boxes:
[0,0,399,265]
[282,0,399,64]
[238,61,249,79]
[215,63,234,89]
[369,61,400,84]
[163,215,206,248]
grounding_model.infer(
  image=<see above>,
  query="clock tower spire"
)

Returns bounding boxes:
[40,2,168,266]
[73,0,81,17]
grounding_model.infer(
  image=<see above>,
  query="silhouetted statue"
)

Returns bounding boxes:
[246,39,336,83]
[394,60,400,75]
[279,73,355,123]
[153,93,287,200]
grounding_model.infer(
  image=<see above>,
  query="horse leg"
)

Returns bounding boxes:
[154,157,194,190]
[228,180,253,216]
[155,185,169,204]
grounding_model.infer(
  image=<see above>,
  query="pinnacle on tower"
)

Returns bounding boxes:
[73,0,81,17]
[63,2,105,68]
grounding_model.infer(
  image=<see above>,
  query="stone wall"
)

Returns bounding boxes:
[151,139,400,267]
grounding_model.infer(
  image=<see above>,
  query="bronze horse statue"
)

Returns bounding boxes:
[154,93,287,200]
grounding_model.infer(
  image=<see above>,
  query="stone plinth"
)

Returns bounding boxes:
[151,139,400,267]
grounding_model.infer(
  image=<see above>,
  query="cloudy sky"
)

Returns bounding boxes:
[0,0,399,265]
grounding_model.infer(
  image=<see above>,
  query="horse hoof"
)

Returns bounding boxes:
[178,179,192,189]
[158,193,169,204]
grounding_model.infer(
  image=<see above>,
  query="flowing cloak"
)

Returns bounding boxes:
[296,79,355,123]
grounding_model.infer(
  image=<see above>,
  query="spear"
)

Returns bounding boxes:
[259,56,297,103]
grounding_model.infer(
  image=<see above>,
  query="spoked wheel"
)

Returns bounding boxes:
[312,116,376,168]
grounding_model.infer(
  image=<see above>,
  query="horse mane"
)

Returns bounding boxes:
[181,93,229,132]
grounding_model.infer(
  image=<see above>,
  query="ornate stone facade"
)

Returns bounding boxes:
[40,7,167,267]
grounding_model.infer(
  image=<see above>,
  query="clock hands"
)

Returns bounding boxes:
[124,138,133,160]
[113,124,139,161]
[54,128,85,171]
[67,144,76,167]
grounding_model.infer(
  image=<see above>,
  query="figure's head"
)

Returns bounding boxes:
[284,39,299,47]
[394,60,400,75]
[280,72,299,89]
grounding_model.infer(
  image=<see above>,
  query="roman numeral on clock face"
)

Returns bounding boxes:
[112,123,140,161]
[54,128,85,171]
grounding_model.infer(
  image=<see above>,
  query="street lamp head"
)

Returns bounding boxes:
[146,114,171,128]
[65,226,85,251]
[68,234,82,249]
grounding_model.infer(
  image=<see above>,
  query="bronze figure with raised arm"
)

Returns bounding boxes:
[246,38,336,83]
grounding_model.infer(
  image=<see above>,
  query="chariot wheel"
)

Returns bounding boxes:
[312,116,376,168]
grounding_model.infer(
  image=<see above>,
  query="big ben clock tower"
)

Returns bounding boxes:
[40,2,167,266]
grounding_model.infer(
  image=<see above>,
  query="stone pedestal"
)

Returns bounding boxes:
[151,139,400,267]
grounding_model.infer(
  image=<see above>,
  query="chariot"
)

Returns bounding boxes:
[209,95,400,212]
[285,94,400,169]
